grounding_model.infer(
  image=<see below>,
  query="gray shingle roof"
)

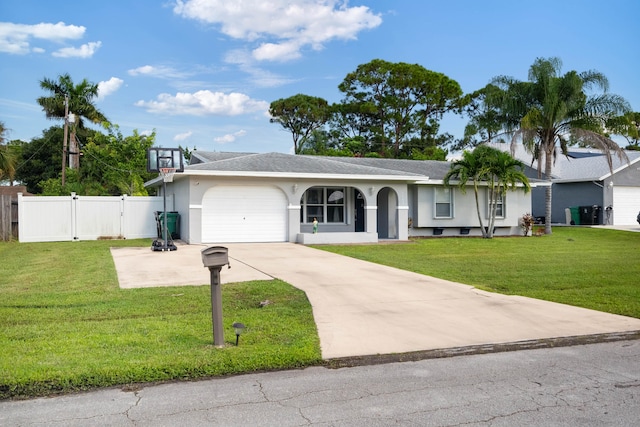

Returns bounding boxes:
[185,151,452,179]
[487,142,640,181]
[190,151,255,164]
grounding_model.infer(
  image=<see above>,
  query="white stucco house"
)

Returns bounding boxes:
[146,152,535,244]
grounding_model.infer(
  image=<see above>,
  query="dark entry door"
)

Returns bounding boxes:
[355,190,365,232]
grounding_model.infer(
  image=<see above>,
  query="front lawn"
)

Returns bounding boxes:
[2,227,638,399]
[318,227,640,318]
[0,240,321,399]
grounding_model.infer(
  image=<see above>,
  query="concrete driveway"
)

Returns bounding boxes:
[111,242,640,359]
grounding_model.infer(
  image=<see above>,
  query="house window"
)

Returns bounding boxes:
[488,191,504,218]
[435,187,452,218]
[301,187,346,223]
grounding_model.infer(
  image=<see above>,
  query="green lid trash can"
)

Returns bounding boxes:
[569,207,580,225]
[158,211,180,239]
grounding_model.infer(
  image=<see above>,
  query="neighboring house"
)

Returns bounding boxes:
[489,143,640,226]
[146,152,534,244]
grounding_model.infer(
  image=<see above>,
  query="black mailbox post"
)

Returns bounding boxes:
[201,246,230,346]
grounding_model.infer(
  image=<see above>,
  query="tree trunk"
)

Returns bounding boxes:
[544,146,553,235]
[473,185,487,238]
[487,186,496,239]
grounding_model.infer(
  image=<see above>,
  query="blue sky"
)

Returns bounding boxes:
[1,0,638,156]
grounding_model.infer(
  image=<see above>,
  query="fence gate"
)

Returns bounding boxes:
[18,193,170,243]
[0,195,18,241]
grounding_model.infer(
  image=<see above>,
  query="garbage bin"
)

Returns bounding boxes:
[569,207,580,225]
[579,206,601,225]
[157,211,180,239]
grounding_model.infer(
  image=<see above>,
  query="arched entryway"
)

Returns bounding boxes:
[377,187,398,239]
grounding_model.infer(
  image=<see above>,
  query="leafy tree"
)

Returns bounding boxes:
[81,126,157,195]
[179,145,196,164]
[37,73,108,178]
[0,121,17,184]
[328,100,378,146]
[407,146,448,161]
[337,59,464,157]
[491,57,630,234]
[12,126,63,193]
[607,111,640,149]
[456,84,506,150]
[445,146,530,238]
[14,125,156,195]
[269,94,331,154]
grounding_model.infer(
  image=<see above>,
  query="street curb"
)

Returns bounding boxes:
[324,330,640,369]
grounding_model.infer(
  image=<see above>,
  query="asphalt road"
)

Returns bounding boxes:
[2,340,640,426]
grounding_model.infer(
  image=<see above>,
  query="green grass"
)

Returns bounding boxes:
[318,227,640,318]
[3,228,639,399]
[0,240,321,399]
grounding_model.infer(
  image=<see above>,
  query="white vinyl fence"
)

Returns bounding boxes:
[18,193,174,242]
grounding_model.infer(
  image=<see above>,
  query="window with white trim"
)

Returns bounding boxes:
[434,187,453,218]
[300,187,346,223]
[487,191,504,218]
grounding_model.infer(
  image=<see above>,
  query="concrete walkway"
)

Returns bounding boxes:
[111,242,640,359]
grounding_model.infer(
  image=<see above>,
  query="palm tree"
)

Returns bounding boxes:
[444,147,490,236]
[492,57,631,234]
[445,146,529,238]
[485,149,531,237]
[0,121,16,184]
[37,74,108,182]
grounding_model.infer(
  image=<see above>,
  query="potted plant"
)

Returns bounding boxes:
[520,213,535,236]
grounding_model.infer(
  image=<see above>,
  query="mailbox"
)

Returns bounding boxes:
[201,246,229,269]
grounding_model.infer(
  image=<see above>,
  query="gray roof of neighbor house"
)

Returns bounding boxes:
[487,142,640,182]
[185,151,453,180]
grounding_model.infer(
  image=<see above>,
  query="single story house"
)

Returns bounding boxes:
[147,152,535,244]
[488,143,640,226]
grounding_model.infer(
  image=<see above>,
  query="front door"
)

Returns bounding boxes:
[355,190,365,232]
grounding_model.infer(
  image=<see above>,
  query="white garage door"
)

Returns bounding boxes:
[612,186,640,225]
[202,185,287,243]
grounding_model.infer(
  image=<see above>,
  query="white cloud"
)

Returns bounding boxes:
[214,130,247,144]
[0,21,86,54]
[97,77,124,99]
[173,0,382,62]
[252,41,302,62]
[135,90,269,116]
[224,49,295,87]
[128,65,191,79]
[174,131,193,141]
[52,41,101,58]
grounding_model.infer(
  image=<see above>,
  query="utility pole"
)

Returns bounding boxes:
[62,95,69,187]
